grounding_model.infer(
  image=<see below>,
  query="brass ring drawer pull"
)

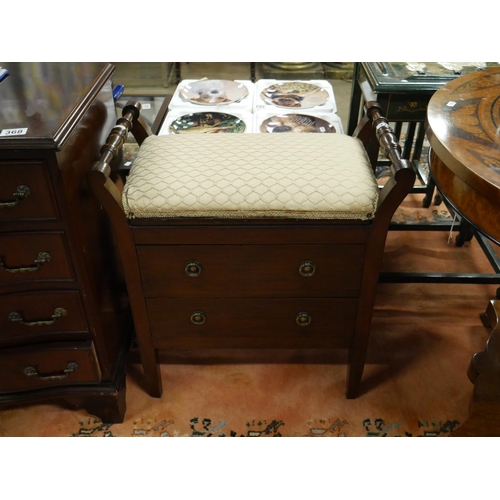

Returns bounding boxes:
[296,312,312,326]
[299,261,316,277]
[8,307,67,327]
[0,185,31,208]
[23,361,79,381]
[0,251,51,273]
[185,261,202,277]
[190,311,206,325]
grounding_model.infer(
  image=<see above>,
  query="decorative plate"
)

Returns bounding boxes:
[169,112,246,134]
[260,82,329,109]
[260,114,337,133]
[179,79,249,105]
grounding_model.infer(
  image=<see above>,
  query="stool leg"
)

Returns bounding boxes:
[141,347,163,398]
[346,349,366,398]
[121,261,163,397]
[128,304,163,398]
[345,246,382,399]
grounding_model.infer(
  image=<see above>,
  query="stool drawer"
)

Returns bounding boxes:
[138,244,365,297]
[0,341,101,392]
[0,291,89,343]
[0,161,58,222]
[0,232,74,285]
[147,297,357,349]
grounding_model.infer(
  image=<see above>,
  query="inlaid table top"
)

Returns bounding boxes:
[426,67,500,243]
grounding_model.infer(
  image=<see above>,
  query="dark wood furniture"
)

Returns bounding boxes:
[425,67,500,436]
[348,62,499,192]
[0,62,131,423]
[350,62,500,289]
[87,100,415,400]
[348,62,454,196]
[426,67,500,245]
[452,300,500,436]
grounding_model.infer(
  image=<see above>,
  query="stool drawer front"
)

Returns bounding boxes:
[0,341,101,392]
[0,162,58,222]
[138,245,365,297]
[0,291,89,343]
[147,297,357,349]
[0,232,74,285]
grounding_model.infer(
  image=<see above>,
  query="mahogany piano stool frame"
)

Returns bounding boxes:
[87,100,415,399]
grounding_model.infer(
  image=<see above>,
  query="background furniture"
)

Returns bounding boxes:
[0,62,131,423]
[426,67,500,436]
[426,67,500,245]
[111,62,174,90]
[172,62,257,84]
[348,62,499,205]
[348,62,500,288]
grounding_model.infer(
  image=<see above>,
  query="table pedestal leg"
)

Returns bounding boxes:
[452,300,500,436]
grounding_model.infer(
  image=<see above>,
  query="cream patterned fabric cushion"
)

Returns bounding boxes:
[122,134,379,220]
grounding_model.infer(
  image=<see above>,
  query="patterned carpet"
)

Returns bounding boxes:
[392,206,452,224]
[70,412,460,437]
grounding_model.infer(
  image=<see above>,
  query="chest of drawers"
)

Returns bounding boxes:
[0,62,130,423]
[133,225,367,352]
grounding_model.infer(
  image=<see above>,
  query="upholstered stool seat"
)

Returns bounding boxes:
[88,100,415,401]
[122,133,379,220]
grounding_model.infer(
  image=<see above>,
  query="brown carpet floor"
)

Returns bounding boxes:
[0,194,497,437]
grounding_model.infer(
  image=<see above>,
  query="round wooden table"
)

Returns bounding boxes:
[426,67,500,244]
[426,69,500,435]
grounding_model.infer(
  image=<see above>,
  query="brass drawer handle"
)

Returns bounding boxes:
[185,261,202,277]
[0,251,51,273]
[296,312,312,326]
[23,361,79,381]
[190,311,206,325]
[8,307,67,327]
[0,185,31,208]
[299,261,316,277]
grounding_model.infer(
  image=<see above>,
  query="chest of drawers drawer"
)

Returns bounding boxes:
[0,290,89,344]
[147,297,357,349]
[138,244,365,298]
[0,340,101,392]
[0,161,58,222]
[0,232,74,285]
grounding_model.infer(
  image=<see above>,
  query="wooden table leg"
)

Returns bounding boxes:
[452,300,500,436]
